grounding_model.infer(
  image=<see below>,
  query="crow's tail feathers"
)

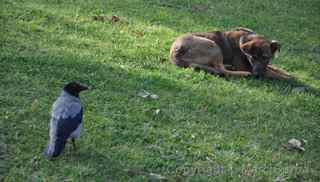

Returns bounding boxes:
[43,138,67,158]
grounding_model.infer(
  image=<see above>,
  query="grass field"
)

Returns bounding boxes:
[1,0,320,181]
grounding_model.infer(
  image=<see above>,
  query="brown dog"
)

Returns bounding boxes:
[170,28,291,79]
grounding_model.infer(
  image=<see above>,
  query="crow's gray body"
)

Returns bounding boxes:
[44,90,83,157]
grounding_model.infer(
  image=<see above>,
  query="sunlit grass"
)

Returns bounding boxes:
[1,0,319,181]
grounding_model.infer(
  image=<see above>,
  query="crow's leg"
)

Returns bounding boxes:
[71,138,77,151]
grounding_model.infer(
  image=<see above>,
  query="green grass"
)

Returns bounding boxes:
[1,0,320,181]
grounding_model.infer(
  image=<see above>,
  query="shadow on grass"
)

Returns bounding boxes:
[2,45,320,180]
[242,76,320,96]
[62,149,129,180]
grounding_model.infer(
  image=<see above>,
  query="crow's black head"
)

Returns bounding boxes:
[63,81,89,97]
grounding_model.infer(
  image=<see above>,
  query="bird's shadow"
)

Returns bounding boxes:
[56,146,130,180]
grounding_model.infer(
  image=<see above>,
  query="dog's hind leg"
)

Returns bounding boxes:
[215,64,252,77]
[190,63,252,77]
[189,63,223,75]
[207,50,252,77]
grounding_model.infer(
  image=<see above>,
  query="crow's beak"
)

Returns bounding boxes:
[79,84,89,91]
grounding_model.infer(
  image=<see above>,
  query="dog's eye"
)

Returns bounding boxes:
[261,58,271,64]
[263,55,271,59]
[252,55,258,59]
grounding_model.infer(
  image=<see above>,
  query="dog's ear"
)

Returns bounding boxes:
[270,40,281,55]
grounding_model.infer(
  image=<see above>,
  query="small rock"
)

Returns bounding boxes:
[138,90,159,100]
[148,173,168,182]
[284,138,306,152]
[138,90,151,98]
[150,94,159,99]
[154,109,161,115]
[275,176,287,182]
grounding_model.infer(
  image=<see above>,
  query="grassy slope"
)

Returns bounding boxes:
[1,0,319,181]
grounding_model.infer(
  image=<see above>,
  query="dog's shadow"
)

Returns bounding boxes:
[230,75,320,97]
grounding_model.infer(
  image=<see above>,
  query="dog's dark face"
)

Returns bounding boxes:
[240,35,280,77]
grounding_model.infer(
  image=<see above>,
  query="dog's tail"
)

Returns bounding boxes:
[216,65,252,77]
[43,137,67,158]
[169,42,190,67]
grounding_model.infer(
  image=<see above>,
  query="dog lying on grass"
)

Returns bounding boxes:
[170,27,291,80]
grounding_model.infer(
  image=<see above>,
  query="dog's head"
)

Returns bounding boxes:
[239,34,280,78]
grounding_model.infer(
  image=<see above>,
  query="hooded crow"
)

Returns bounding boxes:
[43,81,89,158]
